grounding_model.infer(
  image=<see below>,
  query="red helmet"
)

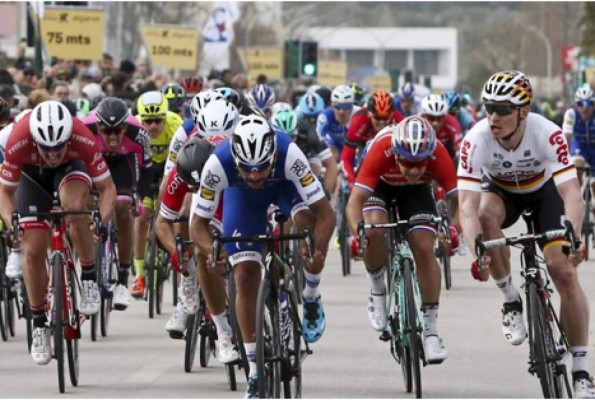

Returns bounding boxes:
[367,90,393,119]
[179,76,204,97]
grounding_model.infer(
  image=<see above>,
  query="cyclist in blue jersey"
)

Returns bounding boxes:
[443,90,476,135]
[563,86,595,187]
[393,82,418,117]
[191,115,335,398]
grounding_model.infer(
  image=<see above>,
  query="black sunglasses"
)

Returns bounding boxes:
[98,124,125,136]
[484,104,520,116]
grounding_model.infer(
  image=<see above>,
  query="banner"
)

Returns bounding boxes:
[318,61,348,87]
[585,67,595,86]
[238,47,283,84]
[200,2,239,73]
[39,7,103,61]
[141,25,199,71]
[368,75,392,92]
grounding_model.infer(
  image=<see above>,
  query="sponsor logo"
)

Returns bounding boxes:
[196,203,214,213]
[460,140,473,173]
[7,139,28,156]
[167,176,182,195]
[168,151,178,162]
[524,150,531,157]
[306,185,322,199]
[204,170,221,189]
[97,161,107,171]
[200,187,215,200]
[290,159,308,177]
[73,134,95,146]
[1,167,13,179]
[300,171,315,187]
[548,130,569,165]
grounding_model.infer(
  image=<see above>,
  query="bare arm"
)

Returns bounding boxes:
[95,177,116,226]
[557,178,584,238]
[459,189,482,259]
[190,215,214,257]
[0,184,17,230]
[155,214,176,255]
[346,186,371,237]
[321,156,338,194]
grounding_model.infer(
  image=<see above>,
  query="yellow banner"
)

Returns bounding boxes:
[368,75,393,92]
[585,67,595,86]
[40,7,104,61]
[141,25,198,71]
[239,47,283,84]
[318,61,348,87]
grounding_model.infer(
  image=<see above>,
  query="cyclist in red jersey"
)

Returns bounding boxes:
[340,90,404,187]
[420,94,463,163]
[0,100,116,365]
[346,116,459,365]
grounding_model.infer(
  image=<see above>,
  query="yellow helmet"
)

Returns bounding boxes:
[136,91,168,120]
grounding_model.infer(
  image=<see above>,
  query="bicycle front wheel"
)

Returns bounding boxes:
[51,255,66,393]
[66,269,79,387]
[184,311,200,372]
[256,278,281,399]
[403,260,422,399]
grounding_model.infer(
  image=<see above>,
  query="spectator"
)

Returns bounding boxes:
[221,69,234,87]
[28,88,50,108]
[119,59,136,80]
[135,58,151,80]
[49,80,70,101]
[99,52,115,77]
[14,61,35,96]
[81,82,104,103]
[111,71,136,101]
[231,73,249,93]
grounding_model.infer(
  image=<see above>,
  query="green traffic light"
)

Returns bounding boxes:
[303,63,316,76]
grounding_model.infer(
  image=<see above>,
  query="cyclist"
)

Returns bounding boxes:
[245,83,275,119]
[563,86,595,187]
[161,82,187,117]
[216,86,253,116]
[191,115,335,397]
[341,90,404,188]
[82,97,153,310]
[346,116,458,363]
[296,91,325,125]
[457,70,595,398]
[393,82,418,117]
[316,84,359,161]
[420,94,463,163]
[0,100,116,365]
[349,82,366,107]
[443,90,476,135]
[130,91,183,299]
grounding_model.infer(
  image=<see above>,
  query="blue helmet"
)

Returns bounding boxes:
[443,90,461,111]
[297,92,325,118]
[401,82,415,100]
[246,84,275,111]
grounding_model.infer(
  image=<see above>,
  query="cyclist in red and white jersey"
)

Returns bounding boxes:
[346,116,459,364]
[0,100,116,365]
[340,90,404,188]
[458,70,595,398]
[420,94,463,163]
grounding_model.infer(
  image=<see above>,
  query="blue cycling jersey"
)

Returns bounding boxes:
[316,107,348,153]
[567,108,595,164]
[393,97,416,117]
[182,117,195,135]
[457,108,475,133]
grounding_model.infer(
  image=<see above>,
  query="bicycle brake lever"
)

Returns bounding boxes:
[474,234,484,267]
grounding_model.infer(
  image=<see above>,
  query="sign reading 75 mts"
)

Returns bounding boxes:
[141,25,198,71]
[39,7,104,61]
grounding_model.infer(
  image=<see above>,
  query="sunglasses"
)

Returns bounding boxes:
[37,141,68,153]
[333,103,353,111]
[577,100,594,108]
[98,125,125,136]
[237,159,272,173]
[397,157,428,169]
[143,118,164,125]
[484,104,520,116]
[424,115,444,123]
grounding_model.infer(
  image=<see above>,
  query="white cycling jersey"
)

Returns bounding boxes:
[457,113,576,194]
[163,124,189,176]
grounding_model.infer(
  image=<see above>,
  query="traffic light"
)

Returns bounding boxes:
[300,41,318,78]
[284,40,300,79]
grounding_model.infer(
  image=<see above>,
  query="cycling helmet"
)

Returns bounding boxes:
[91,95,106,111]
[0,96,10,126]
[231,115,277,167]
[60,99,77,116]
[271,102,293,116]
[74,98,90,117]
[482,70,533,106]
[29,100,73,147]
[297,92,325,118]
[215,87,245,110]
[349,82,366,105]
[161,83,186,113]
[391,116,436,161]
[246,84,275,110]
[367,90,394,119]
[400,82,415,100]
[272,110,298,137]
[189,90,225,120]
[443,90,461,111]
[315,86,332,107]
[420,94,447,116]
[178,76,204,97]
[575,86,594,104]
[96,97,130,128]
[176,137,215,187]
[331,85,355,105]
[136,91,168,120]
[196,99,239,138]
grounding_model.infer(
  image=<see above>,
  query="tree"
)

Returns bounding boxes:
[580,2,595,56]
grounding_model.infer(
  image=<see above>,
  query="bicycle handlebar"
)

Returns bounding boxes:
[11,208,102,242]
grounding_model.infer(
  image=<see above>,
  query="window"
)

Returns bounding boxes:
[413,50,439,75]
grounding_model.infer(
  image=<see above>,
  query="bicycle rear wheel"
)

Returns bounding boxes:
[389,271,412,393]
[184,311,200,372]
[283,288,302,399]
[101,239,117,336]
[51,255,66,393]
[228,270,249,380]
[199,314,215,368]
[403,260,422,399]
[338,206,351,277]
[436,242,452,290]
[256,278,281,398]
[66,270,79,387]
[146,223,157,319]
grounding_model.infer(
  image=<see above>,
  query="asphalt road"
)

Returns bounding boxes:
[2,220,595,398]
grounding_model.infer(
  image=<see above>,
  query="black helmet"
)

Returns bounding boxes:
[0,96,10,126]
[60,99,78,116]
[96,97,129,128]
[161,82,186,113]
[216,87,245,110]
[176,137,215,187]
[315,86,332,108]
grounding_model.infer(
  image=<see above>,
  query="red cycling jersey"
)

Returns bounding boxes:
[341,107,404,186]
[0,113,110,186]
[354,128,457,195]
[434,113,463,160]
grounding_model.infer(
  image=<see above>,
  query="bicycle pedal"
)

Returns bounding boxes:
[379,331,391,342]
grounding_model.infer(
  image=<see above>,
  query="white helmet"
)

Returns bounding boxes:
[575,86,594,103]
[196,99,239,138]
[420,94,447,116]
[271,102,293,116]
[29,101,73,147]
[331,84,355,105]
[189,90,224,120]
[231,115,277,167]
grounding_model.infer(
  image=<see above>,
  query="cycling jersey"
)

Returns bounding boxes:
[434,114,463,160]
[316,106,360,153]
[0,113,110,186]
[456,107,476,133]
[135,111,183,164]
[296,118,332,166]
[341,108,404,186]
[457,113,576,195]
[562,107,595,164]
